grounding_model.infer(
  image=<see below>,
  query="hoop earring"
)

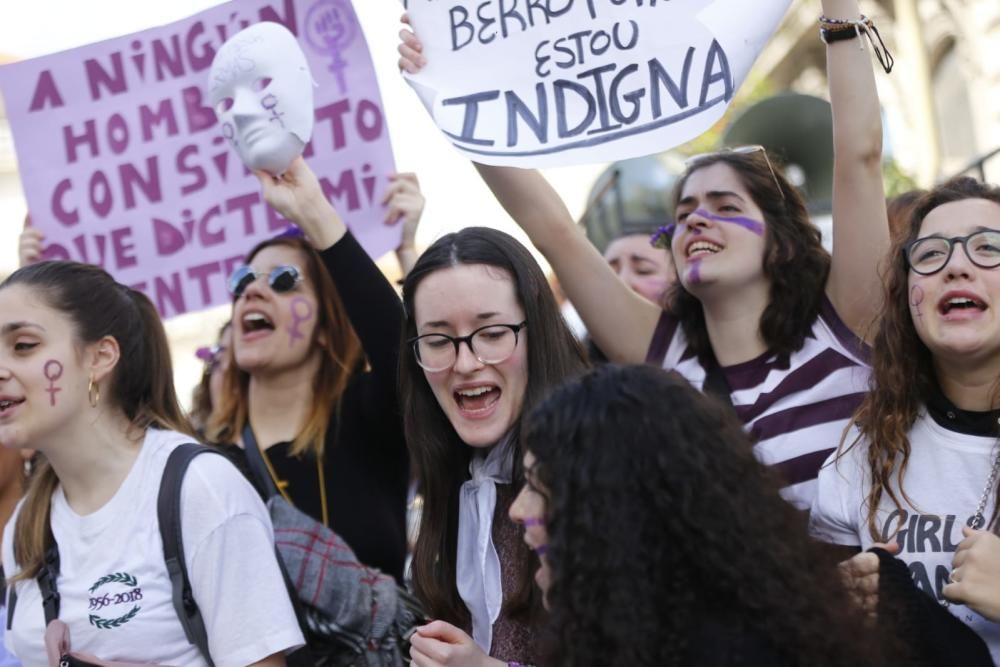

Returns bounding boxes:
[88,377,100,408]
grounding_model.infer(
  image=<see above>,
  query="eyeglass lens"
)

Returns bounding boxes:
[414,325,521,371]
[908,231,1000,274]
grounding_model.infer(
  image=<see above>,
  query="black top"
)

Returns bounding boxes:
[221,232,409,583]
[926,382,1000,437]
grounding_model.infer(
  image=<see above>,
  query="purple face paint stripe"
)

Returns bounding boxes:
[689,258,702,285]
[523,517,545,527]
[533,545,548,556]
[685,208,765,236]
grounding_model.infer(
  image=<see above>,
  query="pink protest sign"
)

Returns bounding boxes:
[0,0,398,318]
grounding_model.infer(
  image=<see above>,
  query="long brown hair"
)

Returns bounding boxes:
[1,261,190,580]
[853,177,1000,539]
[400,227,587,626]
[207,236,363,457]
[667,151,831,364]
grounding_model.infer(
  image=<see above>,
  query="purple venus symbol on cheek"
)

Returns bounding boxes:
[910,285,925,319]
[288,297,315,348]
[43,360,64,407]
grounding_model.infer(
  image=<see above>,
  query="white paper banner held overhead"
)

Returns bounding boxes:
[403,0,792,168]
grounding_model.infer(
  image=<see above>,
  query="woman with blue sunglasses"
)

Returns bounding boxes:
[205,157,415,585]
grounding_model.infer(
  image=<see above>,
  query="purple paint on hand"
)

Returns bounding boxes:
[43,359,63,407]
[288,297,315,347]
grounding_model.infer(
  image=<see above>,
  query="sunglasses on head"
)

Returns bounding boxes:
[684,144,786,201]
[228,265,302,298]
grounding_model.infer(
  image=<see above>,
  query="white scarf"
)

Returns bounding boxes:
[456,434,514,653]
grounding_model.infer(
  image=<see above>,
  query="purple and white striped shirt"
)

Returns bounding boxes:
[646,296,870,511]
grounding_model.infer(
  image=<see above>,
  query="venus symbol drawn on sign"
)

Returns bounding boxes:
[43,359,64,407]
[289,297,315,348]
[304,0,358,95]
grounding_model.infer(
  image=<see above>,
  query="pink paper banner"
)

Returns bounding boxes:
[0,0,398,317]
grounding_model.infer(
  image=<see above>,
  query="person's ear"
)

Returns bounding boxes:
[87,335,121,386]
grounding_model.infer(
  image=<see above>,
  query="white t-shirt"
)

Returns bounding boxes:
[810,411,1000,661]
[2,429,304,667]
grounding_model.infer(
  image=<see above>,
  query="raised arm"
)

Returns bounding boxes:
[822,0,891,338]
[474,164,662,363]
[256,158,404,384]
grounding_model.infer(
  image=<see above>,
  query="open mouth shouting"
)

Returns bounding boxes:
[685,238,723,260]
[454,384,501,419]
[0,396,25,418]
[240,310,276,340]
[938,291,988,320]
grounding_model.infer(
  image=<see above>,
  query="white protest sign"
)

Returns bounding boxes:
[404,0,792,168]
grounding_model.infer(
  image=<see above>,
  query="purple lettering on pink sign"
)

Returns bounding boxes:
[289,296,314,347]
[43,360,64,406]
[0,0,399,319]
[910,285,925,319]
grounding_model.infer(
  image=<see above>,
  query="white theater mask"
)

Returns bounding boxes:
[209,22,315,175]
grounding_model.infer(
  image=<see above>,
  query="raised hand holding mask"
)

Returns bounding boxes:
[209,22,315,176]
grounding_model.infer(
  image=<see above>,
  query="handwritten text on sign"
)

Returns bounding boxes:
[0,0,397,318]
[404,0,792,167]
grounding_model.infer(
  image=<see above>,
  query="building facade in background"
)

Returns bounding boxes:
[755,0,999,187]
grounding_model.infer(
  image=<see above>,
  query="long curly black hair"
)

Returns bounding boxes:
[523,364,889,666]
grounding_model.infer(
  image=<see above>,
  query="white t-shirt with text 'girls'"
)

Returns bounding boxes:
[810,412,1000,662]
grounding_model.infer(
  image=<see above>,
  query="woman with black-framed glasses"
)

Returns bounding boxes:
[398,0,890,514]
[811,178,1000,661]
[204,157,411,588]
[399,227,587,666]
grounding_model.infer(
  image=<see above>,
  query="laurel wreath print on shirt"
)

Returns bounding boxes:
[88,571,143,630]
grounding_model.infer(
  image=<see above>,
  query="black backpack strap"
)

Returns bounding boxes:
[158,443,223,667]
[37,521,61,625]
[242,424,280,499]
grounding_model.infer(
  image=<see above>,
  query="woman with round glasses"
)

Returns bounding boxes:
[205,157,410,584]
[399,0,889,511]
[400,227,587,666]
[810,177,1000,660]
